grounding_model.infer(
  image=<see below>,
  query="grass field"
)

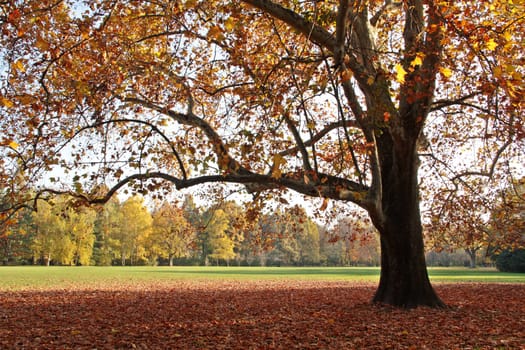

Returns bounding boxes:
[0,266,523,291]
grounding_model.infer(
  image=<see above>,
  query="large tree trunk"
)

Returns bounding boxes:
[373,218,444,308]
[372,138,445,308]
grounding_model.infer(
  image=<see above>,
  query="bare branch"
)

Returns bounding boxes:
[278,119,358,157]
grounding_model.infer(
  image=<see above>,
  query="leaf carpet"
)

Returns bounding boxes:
[0,281,523,349]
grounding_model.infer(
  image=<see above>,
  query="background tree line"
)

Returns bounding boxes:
[0,193,381,267]
[1,177,522,269]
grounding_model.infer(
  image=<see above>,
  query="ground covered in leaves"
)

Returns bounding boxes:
[1,280,523,349]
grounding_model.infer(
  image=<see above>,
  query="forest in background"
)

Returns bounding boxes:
[2,187,518,268]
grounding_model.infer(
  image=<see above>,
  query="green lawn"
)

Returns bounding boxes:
[0,266,523,291]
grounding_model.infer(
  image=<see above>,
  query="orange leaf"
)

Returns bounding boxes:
[319,197,329,211]
[208,26,223,41]
[341,69,353,83]
[0,97,14,108]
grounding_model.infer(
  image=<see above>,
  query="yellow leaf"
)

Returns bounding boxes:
[12,60,25,73]
[493,66,503,78]
[224,17,236,31]
[0,97,14,108]
[183,0,197,9]
[439,67,453,78]
[505,64,515,74]
[410,53,425,67]
[485,38,498,51]
[395,64,407,83]
[9,141,18,149]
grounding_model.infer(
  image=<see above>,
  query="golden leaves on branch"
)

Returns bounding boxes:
[271,154,286,179]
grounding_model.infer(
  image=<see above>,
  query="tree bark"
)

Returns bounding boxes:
[372,138,445,308]
[373,222,444,308]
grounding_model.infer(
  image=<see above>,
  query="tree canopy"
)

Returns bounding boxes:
[0,1,523,307]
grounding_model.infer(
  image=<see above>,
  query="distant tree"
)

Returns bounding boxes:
[264,206,320,266]
[92,197,121,266]
[150,201,194,266]
[0,207,33,265]
[425,188,489,268]
[319,225,350,266]
[495,249,525,273]
[31,199,70,265]
[488,177,525,255]
[331,215,380,266]
[220,201,250,265]
[111,196,152,266]
[65,205,96,266]
[425,177,524,268]
[206,209,236,265]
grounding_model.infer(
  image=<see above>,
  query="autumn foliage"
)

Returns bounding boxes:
[1,1,523,307]
[1,280,524,349]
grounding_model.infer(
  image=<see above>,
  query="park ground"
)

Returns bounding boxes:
[0,267,524,349]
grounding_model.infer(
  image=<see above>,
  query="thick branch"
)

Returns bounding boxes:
[121,96,244,175]
[241,0,336,50]
[399,2,444,136]
[333,0,350,69]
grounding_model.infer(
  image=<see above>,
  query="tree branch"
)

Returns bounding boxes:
[278,119,358,157]
[121,96,245,175]
[332,0,350,69]
[241,0,336,50]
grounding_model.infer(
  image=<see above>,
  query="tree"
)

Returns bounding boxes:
[1,1,523,306]
[495,249,525,273]
[424,176,525,268]
[31,199,70,265]
[205,209,236,265]
[112,196,152,265]
[92,196,122,265]
[489,177,525,254]
[65,204,96,266]
[425,187,490,268]
[0,207,33,265]
[150,201,195,266]
[267,205,324,266]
